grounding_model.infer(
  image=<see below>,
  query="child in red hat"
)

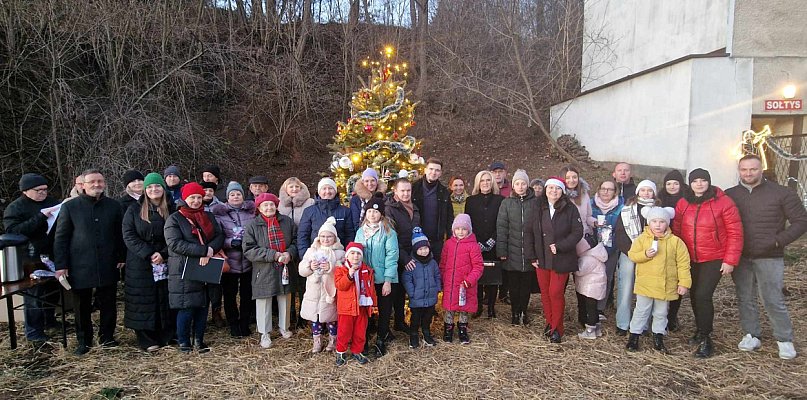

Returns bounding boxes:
[334,242,378,366]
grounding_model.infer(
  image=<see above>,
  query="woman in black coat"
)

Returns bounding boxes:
[122,173,175,352]
[524,177,583,343]
[464,170,504,319]
[164,182,224,353]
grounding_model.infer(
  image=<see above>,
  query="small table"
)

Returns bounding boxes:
[0,277,67,349]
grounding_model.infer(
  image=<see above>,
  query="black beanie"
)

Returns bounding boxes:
[200,181,218,190]
[122,170,144,187]
[363,192,386,216]
[688,168,711,184]
[202,165,221,181]
[19,173,48,191]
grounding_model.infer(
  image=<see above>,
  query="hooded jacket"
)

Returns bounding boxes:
[402,252,441,308]
[573,242,609,300]
[297,196,355,257]
[628,227,692,301]
[211,201,256,274]
[298,238,344,323]
[672,186,743,266]
[495,188,538,272]
[439,233,484,313]
[334,261,377,317]
[349,179,387,228]
[354,223,399,284]
[278,181,315,226]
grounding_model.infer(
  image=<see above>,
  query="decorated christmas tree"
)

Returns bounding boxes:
[329,46,425,202]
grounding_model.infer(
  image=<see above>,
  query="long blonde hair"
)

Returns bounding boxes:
[140,191,169,222]
[472,170,500,195]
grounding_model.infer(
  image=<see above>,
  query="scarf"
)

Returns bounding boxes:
[451,192,467,204]
[619,204,644,242]
[179,206,215,242]
[361,222,381,240]
[637,197,656,207]
[594,194,619,214]
[261,214,286,252]
[394,195,414,219]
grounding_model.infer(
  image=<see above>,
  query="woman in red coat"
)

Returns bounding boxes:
[673,168,743,358]
[440,214,484,345]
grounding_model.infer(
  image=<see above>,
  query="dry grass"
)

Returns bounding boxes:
[1,241,806,400]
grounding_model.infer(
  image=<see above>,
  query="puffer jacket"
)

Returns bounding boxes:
[628,227,692,301]
[439,233,484,313]
[349,179,387,227]
[211,201,256,274]
[496,188,538,272]
[334,261,377,317]
[164,206,224,309]
[242,213,298,299]
[298,239,344,323]
[402,256,441,308]
[725,179,807,259]
[354,224,399,284]
[297,197,355,257]
[278,182,315,226]
[524,195,584,273]
[574,242,608,301]
[672,187,743,266]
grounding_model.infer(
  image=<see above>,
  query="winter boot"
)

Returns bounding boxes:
[311,335,322,353]
[409,333,420,349]
[335,351,347,366]
[578,324,598,340]
[458,323,470,345]
[353,352,370,364]
[423,328,437,347]
[443,323,455,343]
[511,312,520,326]
[549,330,562,344]
[688,330,702,346]
[544,324,552,337]
[626,333,640,352]
[373,338,387,356]
[325,335,336,352]
[653,333,669,354]
[487,305,496,319]
[521,311,530,326]
[694,335,714,358]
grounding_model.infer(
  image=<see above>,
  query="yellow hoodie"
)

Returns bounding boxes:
[628,227,691,301]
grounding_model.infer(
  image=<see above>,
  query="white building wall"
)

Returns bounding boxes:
[582,0,730,91]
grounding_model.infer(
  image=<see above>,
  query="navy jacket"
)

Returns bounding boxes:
[402,255,441,308]
[297,197,355,256]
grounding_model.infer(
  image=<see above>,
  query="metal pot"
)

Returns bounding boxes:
[0,233,29,283]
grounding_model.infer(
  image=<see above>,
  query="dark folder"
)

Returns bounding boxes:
[182,257,225,284]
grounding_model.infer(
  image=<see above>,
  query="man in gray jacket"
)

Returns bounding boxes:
[725,154,807,360]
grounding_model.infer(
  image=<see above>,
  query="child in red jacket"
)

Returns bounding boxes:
[334,242,377,366]
[440,214,484,344]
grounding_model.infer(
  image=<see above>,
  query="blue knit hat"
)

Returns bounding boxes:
[226,181,244,197]
[411,227,430,251]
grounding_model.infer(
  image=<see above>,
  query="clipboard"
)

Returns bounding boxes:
[182,257,225,284]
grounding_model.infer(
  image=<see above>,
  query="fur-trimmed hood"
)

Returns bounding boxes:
[279,181,313,208]
[353,178,387,201]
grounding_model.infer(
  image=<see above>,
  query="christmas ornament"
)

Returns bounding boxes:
[339,156,352,169]
[364,125,373,134]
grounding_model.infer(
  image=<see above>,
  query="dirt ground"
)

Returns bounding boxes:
[1,238,805,399]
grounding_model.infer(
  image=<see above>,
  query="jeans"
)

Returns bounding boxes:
[176,306,208,345]
[615,253,635,330]
[733,257,793,342]
[73,284,117,346]
[690,259,723,335]
[630,295,669,335]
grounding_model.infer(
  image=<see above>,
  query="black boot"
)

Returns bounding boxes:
[653,333,668,354]
[487,305,496,319]
[544,324,552,337]
[422,329,437,347]
[373,338,387,356]
[667,318,679,332]
[694,335,713,358]
[473,303,483,319]
[549,329,562,343]
[511,311,520,326]
[626,333,640,352]
[409,334,420,349]
[521,312,530,326]
[688,330,702,346]
[443,323,454,343]
[458,323,470,344]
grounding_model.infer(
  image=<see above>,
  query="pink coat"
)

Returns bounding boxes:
[440,233,484,313]
[574,241,608,300]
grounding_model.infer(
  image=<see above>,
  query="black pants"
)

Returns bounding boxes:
[410,306,435,335]
[668,298,682,323]
[73,284,117,346]
[690,259,723,335]
[476,284,498,311]
[207,283,222,310]
[392,272,406,327]
[576,292,599,326]
[370,283,394,340]
[506,270,533,316]
[221,271,252,332]
[499,272,509,300]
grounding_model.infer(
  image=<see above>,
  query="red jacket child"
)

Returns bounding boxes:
[333,242,378,365]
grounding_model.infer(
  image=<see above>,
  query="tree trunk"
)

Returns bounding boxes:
[415,0,428,99]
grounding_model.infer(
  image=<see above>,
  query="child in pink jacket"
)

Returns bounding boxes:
[440,214,484,344]
[574,241,608,340]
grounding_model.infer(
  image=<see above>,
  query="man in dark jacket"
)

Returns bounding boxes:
[612,162,636,203]
[202,164,227,202]
[725,155,807,360]
[54,169,125,355]
[411,158,453,261]
[2,173,61,342]
[246,175,270,201]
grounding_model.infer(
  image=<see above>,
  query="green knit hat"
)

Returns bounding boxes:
[143,172,166,189]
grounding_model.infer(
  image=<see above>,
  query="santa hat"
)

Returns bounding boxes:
[544,176,566,192]
[345,242,364,256]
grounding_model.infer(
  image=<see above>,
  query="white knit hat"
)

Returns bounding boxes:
[318,216,338,237]
[635,179,657,195]
[318,177,337,192]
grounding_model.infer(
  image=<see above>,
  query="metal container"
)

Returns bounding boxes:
[0,233,29,283]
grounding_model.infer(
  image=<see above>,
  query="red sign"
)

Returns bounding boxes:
[764,99,802,111]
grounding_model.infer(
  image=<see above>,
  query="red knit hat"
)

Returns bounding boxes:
[345,242,364,256]
[181,182,205,201]
[255,192,280,208]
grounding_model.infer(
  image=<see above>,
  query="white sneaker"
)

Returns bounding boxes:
[737,334,761,352]
[260,334,272,349]
[577,325,598,340]
[777,341,797,360]
[280,330,293,339]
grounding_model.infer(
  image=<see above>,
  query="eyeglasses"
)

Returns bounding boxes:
[30,188,48,193]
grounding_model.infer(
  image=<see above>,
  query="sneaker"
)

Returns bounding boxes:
[260,334,273,349]
[280,330,293,339]
[178,343,193,354]
[578,325,597,340]
[423,333,437,347]
[101,339,120,348]
[353,352,370,364]
[146,345,161,353]
[737,334,761,352]
[409,335,420,349]
[335,352,347,366]
[195,340,211,354]
[777,342,797,360]
[595,323,603,337]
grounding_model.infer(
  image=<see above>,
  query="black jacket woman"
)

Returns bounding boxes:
[464,170,504,319]
[164,182,224,353]
[385,178,422,335]
[524,177,583,343]
[122,173,175,352]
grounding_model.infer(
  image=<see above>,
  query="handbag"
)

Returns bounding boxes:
[185,216,231,273]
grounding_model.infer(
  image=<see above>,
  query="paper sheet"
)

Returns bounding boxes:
[46,203,63,234]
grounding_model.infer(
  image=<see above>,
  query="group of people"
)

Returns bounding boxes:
[3,155,805,364]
